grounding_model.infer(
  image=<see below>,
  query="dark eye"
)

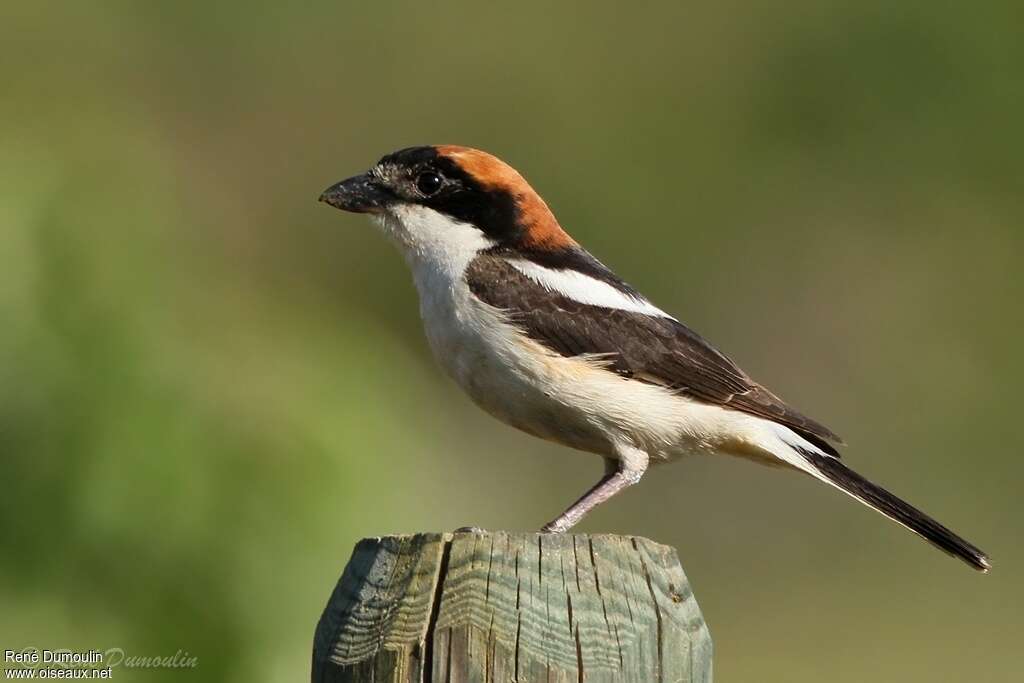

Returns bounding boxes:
[415,172,443,196]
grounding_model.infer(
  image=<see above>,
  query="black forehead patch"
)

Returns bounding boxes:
[377,146,439,169]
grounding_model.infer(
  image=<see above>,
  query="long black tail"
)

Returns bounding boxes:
[799,449,991,572]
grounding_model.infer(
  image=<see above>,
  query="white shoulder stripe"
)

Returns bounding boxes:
[507,259,672,318]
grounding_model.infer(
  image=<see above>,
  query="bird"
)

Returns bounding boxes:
[319,145,990,572]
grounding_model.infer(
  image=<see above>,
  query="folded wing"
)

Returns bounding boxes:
[466,252,843,456]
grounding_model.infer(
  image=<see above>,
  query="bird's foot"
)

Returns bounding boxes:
[539,520,570,534]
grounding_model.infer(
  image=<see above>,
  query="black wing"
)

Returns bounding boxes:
[466,254,843,456]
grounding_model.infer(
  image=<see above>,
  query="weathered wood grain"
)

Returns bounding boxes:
[312,532,711,682]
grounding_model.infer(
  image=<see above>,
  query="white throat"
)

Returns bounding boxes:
[372,205,497,389]
[374,204,495,288]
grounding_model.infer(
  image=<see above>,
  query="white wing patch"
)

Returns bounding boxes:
[507,259,672,318]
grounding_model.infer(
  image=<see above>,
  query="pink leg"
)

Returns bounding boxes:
[541,446,649,533]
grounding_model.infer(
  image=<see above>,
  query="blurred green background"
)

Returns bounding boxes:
[2,1,1021,680]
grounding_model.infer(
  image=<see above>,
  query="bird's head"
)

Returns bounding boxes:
[319,146,576,259]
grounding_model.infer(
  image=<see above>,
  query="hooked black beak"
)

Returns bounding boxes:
[319,173,391,213]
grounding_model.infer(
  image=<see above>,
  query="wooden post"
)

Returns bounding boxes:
[312,532,712,682]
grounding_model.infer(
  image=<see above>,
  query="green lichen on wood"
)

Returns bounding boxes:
[313,532,711,682]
